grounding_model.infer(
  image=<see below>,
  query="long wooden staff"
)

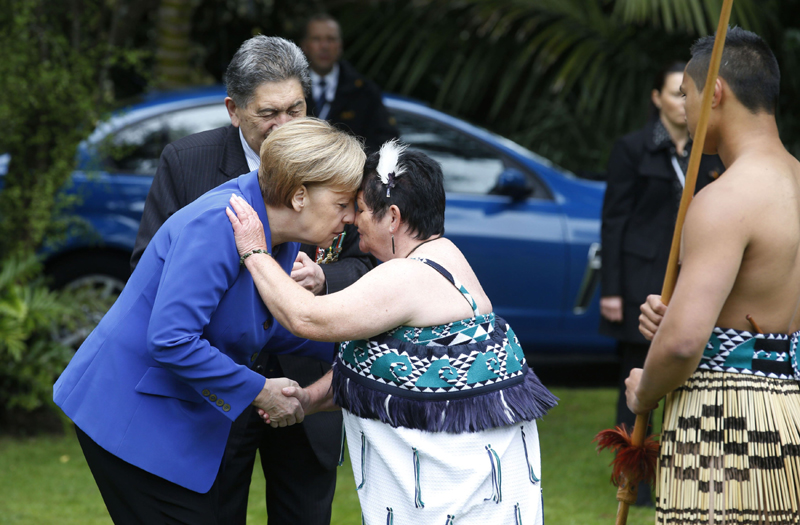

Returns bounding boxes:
[597,2,735,523]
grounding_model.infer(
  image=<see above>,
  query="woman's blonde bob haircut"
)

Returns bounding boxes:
[258,118,365,207]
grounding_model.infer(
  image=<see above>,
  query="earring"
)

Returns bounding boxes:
[391,235,395,254]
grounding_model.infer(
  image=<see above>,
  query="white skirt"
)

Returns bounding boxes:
[343,411,544,525]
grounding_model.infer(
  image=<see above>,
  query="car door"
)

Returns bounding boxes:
[388,106,569,352]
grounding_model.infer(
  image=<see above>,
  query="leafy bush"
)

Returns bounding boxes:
[0,1,131,424]
[0,1,116,258]
[0,255,76,412]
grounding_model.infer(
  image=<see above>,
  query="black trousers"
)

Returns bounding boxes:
[217,357,337,525]
[76,426,221,525]
[615,341,653,506]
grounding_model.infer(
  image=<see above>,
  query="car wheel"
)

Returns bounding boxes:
[47,252,130,348]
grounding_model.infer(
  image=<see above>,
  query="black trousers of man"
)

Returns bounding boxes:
[217,357,337,524]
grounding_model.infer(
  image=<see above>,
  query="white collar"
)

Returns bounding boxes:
[238,127,261,173]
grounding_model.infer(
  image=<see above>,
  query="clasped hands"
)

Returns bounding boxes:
[252,378,312,428]
[624,294,668,415]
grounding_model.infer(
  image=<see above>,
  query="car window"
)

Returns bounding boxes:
[104,104,230,175]
[390,110,507,195]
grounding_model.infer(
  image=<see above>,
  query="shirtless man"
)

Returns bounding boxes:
[625,28,800,522]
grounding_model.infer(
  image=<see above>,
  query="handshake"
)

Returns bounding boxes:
[251,378,311,428]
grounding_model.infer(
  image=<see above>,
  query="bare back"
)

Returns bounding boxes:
[396,237,493,328]
[692,146,800,334]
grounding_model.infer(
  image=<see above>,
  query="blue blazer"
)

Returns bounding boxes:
[54,171,332,493]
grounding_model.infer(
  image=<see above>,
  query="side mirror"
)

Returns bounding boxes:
[491,168,533,201]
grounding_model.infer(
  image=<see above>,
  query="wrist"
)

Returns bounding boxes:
[634,386,658,410]
[240,249,270,266]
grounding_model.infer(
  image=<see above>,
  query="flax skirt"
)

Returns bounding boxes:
[657,370,800,524]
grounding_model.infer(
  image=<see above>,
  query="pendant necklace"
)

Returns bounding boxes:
[405,236,442,258]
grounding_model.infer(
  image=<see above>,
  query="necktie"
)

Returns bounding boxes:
[316,79,327,113]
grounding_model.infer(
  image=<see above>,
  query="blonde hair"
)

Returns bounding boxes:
[258,118,365,207]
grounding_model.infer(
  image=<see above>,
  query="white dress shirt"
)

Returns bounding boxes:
[309,64,340,120]
[239,128,261,173]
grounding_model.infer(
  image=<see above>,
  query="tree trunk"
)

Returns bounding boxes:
[154,0,195,89]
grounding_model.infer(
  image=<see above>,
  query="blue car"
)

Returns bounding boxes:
[11,86,613,357]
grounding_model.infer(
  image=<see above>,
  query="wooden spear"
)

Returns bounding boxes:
[596,1,735,523]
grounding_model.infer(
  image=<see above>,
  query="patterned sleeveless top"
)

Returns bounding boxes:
[331,257,557,433]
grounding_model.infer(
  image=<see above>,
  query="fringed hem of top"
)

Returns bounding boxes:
[332,364,558,433]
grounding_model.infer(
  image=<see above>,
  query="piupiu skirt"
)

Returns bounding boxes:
[657,370,800,524]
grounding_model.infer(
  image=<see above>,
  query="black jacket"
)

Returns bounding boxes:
[599,120,724,342]
[131,124,374,468]
[307,60,398,153]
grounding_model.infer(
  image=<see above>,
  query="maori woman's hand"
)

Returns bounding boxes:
[226,194,268,257]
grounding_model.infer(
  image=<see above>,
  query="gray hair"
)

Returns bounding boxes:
[224,35,311,109]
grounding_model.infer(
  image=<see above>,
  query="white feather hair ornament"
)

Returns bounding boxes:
[376,139,408,197]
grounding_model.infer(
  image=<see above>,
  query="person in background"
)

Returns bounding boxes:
[301,13,398,152]
[55,118,364,524]
[131,36,373,525]
[598,61,724,506]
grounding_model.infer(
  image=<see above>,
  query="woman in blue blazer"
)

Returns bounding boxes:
[53,118,365,523]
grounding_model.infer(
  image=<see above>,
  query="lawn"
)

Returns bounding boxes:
[0,388,661,524]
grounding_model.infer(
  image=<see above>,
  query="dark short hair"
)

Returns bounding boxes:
[686,27,779,115]
[224,35,311,108]
[653,61,687,92]
[361,149,445,240]
[302,13,340,42]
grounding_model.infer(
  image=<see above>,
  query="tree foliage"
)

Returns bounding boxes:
[0,0,118,257]
[330,0,789,174]
[0,0,133,417]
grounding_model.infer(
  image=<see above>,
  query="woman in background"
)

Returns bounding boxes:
[598,61,724,505]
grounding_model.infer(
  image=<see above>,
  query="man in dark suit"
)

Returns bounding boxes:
[301,14,398,153]
[131,35,374,525]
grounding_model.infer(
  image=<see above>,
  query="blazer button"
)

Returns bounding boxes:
[209,394,217,402]
[263,319,272,330]
[251,353,258,363]
[216,399,224,407]
[202,389,210,397]
[223,404,231,412]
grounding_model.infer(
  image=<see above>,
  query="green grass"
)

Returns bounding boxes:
[0,388,662,524]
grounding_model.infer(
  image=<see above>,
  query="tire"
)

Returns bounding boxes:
[46,251,131,348]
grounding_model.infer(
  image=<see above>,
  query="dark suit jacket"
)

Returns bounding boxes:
[307,60,398,153]
[131,124,374,468]
[600,120,724,342]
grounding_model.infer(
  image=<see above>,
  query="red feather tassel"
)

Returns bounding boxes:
[593,424,659,487]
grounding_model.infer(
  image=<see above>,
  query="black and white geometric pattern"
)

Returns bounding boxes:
[338,323,527,396]
[388,315,495,346]
[698,326,799,380]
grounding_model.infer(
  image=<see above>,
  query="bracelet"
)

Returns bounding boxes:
[240,249,270,266]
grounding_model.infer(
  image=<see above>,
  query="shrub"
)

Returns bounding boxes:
[0,255,76,413]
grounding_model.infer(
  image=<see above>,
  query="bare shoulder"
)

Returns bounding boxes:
[358,257,430,283]
[690,161,774,224]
